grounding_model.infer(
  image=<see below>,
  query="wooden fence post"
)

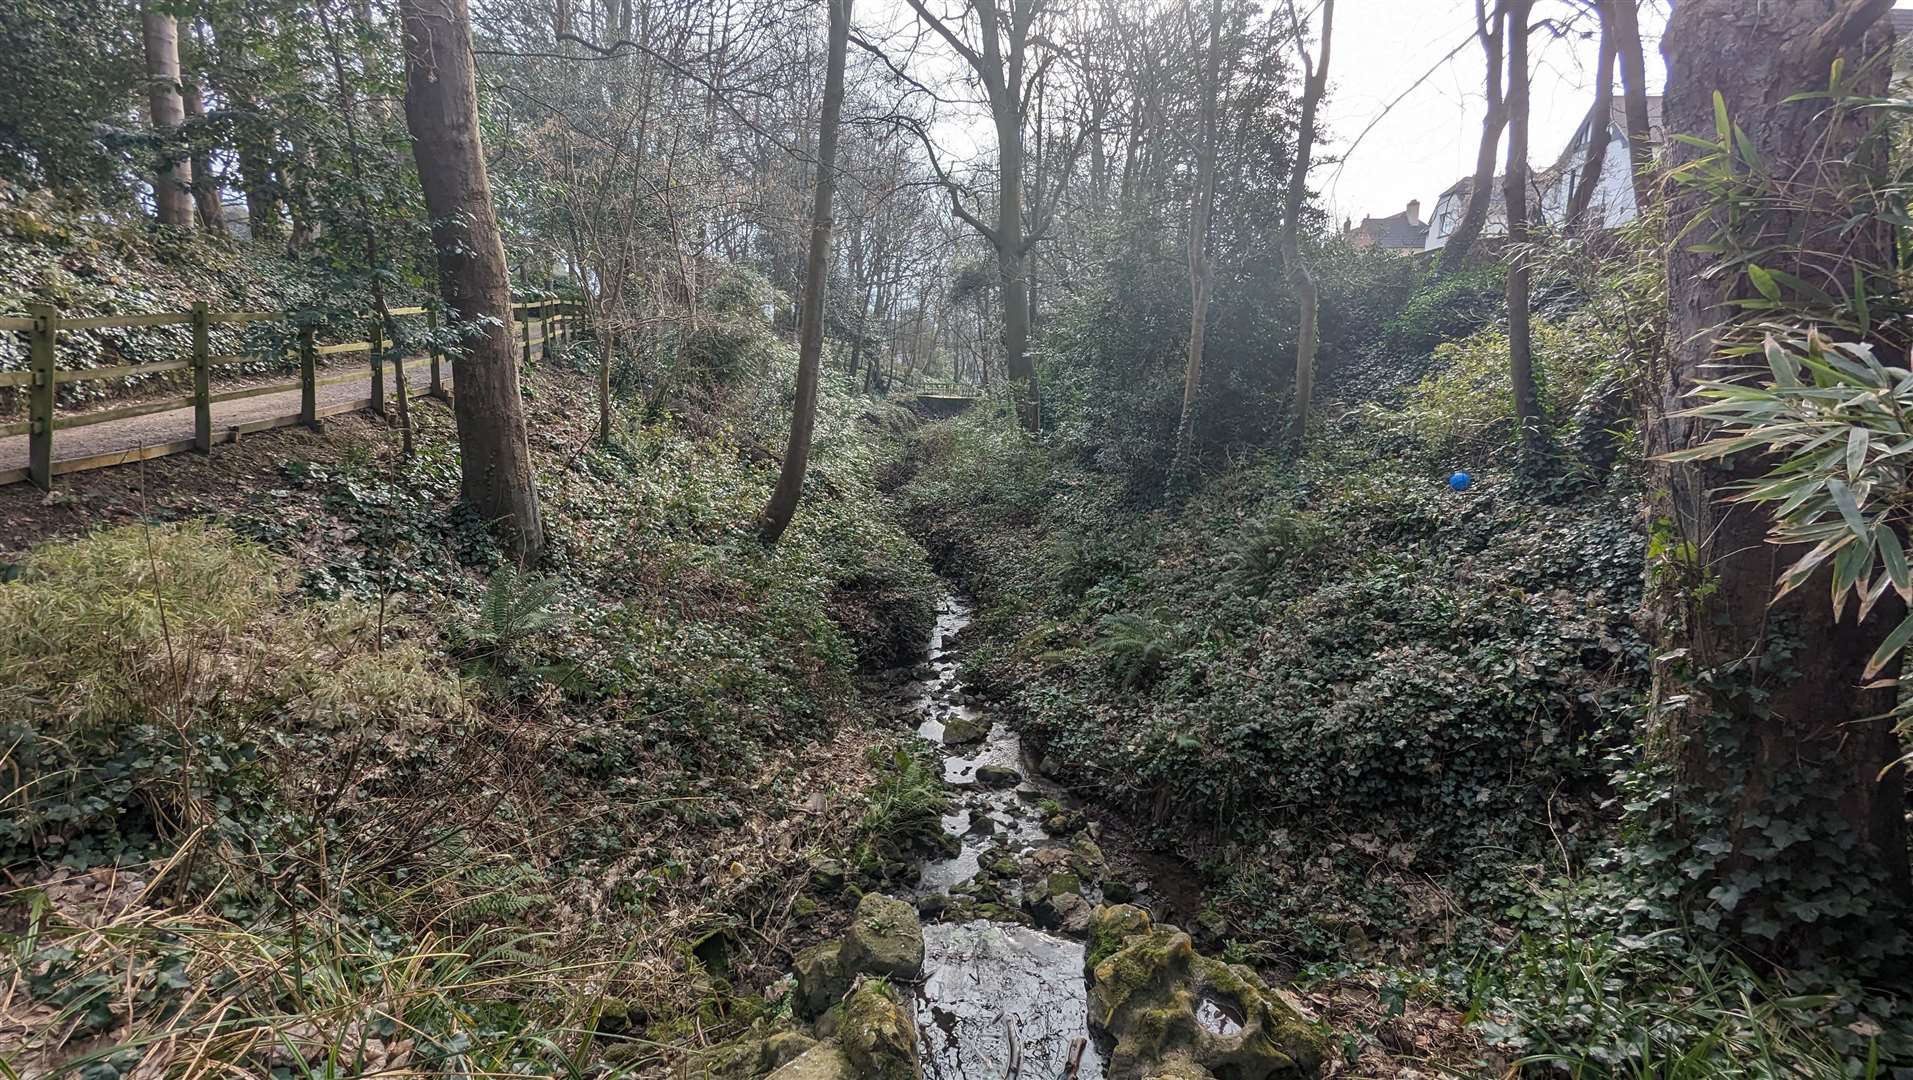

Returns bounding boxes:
[300,326,318,429]
[369,316,386,416]
[191,300,211,452]
[27,302,56,490]
[521,302,532,366]
[427,308,445,398]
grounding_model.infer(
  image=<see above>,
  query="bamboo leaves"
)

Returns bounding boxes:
[1668,332,1913,671]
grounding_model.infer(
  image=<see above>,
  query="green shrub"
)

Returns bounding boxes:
[1398,317,1617,452]
[1380,265,1506,358]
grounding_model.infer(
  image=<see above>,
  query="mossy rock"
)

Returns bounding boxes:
[839,980,922,1080]
[974,763,1022,787]
[1087,919,1326,1080]
[941,716,987,745]
[683,1029,818,1078]
[1087,904,1155,973]
[842,892,925,981]
[1069,837,1107,883]
[793,941,850,1020]
[765,1042,856,1080]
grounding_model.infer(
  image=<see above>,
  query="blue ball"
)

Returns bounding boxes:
[1448,471,1473,492]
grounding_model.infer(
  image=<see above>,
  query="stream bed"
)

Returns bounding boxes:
[901,594,1110,1080]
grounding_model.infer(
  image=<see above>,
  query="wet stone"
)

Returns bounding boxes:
[842,893,925,981]
[975,764,1022,788]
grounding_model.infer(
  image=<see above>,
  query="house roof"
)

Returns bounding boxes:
[1348,208,1428,250]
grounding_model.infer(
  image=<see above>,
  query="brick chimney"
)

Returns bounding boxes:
[1406,199,1422,226]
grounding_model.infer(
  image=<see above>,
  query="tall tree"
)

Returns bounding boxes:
[903,0,1051,430]
[1501,0,1544,453]
[1602,0,1654,210]
[1172,0,1224,471]
[400,0,546,562]
[140,0,193,226]
[181,23,227,235]
[760,0,851,543]
[1657,0,1908,942]
[1280,0,1332,449]
[1563,8,1615,231]
[1438,0,1506,273]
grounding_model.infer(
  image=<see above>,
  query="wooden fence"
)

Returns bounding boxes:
[0,298,581,489]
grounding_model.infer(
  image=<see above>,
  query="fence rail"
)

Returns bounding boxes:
[3,297,582,489]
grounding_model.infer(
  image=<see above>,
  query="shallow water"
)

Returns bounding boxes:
[904,594,1110,1080]
[917,921,1106,1080]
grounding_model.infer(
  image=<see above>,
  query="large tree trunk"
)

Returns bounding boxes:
[400,0,546,563]
[1604,0,1655,211]
[141,2,194,227]
[1439,0,1506,273]
[759,0,850,544]
[1281,0,1332,449]
[1656,0,1908,944]
[1501,0,1544,452]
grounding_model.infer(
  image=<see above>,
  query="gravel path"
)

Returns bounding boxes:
[1,360,446,478]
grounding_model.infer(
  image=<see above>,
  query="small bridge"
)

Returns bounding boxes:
[903,384,980,418]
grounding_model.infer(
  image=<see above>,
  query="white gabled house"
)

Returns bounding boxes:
[1422,94,1663,253]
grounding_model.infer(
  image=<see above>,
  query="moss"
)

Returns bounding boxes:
[1086,904,1155,972]
[838,980,920,1080]
[1091,928,1194,1025]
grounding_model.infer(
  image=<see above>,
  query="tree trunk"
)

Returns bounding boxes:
[1174,0,1224,471]
[400,0,546,563]
[1439,0,1506,273]
[1604,0,1655,211]
[1564,15,1615,232]
[759,0,849,544]
[994,96,1037,430]
[1502,0,1544,453]
[182,82,226,233]
[1656,0,1908,944]
[141,2,194,227]
[1281,0,1333,449]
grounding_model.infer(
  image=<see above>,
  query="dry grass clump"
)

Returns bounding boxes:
[0,520,284,729]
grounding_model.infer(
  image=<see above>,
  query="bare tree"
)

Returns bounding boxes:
[401,0,547,562]
[1281,0,1332,449]
[1501,0,1543,455]
[1563,6,1614,231]
[1602,0,1654,209]
[1438,0,1506,273]
[901,0,1055,429]
[760,0,850,543]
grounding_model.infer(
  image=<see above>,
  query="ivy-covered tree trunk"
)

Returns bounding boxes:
[1655,0,1907,952]
[400,0,546,563]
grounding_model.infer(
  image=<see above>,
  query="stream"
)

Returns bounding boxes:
[900,593,1111,1080]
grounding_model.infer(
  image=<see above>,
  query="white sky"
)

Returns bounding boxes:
[1319,0,1671,227]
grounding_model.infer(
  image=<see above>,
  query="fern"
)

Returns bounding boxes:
[1093,611,1182,690]
[475,566,565,651]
